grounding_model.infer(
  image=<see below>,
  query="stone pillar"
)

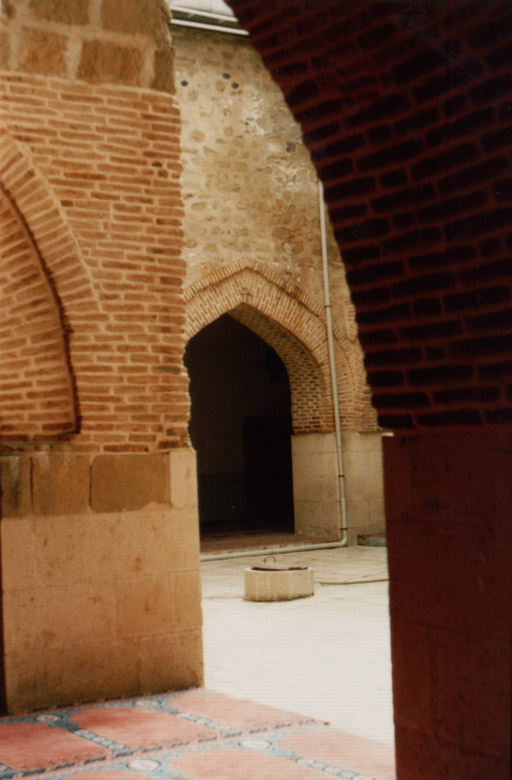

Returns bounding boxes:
[0,0,204,713]
[386,432,512,778]
[0,447,203,713]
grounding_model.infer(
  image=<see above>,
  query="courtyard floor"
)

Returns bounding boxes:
[0,547,395,780]
[201,545,394,747]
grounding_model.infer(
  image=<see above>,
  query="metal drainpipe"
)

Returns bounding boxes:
[318,179,348,547]
[200,183,348,562]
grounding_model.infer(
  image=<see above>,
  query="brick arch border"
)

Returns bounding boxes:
[0,128,103,439]
[0,187,76,441]
[0,128,101,325]
[184,261,377,431]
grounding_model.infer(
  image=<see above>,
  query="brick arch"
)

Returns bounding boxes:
[230,0,512,432]
[0,128,100,324]
[185,261,376,431]
[0,186,75,441]
[0,128,103,442]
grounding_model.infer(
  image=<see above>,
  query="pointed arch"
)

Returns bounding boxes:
[0,128,100,322]
[185,261,376,430]
[0,128,102,442]
[0,185,76,440]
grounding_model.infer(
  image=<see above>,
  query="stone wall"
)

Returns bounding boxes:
[174,26,363,373]
[174,26,384,542]
[0,74,187,453]
[0,448,202,712]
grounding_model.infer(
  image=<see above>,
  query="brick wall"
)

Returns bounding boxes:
[227,1,512,777]
[0,73,187,453]
[0,178,75,439]
[185,260,376,432]
[231,0,512,431]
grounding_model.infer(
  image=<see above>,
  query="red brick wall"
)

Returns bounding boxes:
[227,1,512,777]
[0,74,187,453]
[231,0,512,430]
[185,260,377,433]
[0,182,75,440]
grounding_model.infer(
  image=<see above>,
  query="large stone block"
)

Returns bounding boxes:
[87,507,199,578]
[0,455,31,517]
[0,33,10,68]
[101,0,170,42]
[32,452,90,516]
[43,637,140,706]
[33,514,90,587]
[79,40,142,85]
[28,0,89,24]
[39,582,117,645]
[294,501,342,539]
[138,629,203,691]
[18,28,67,76]
[3,643,48,714]
[1,517,36,591]
[171,571,202,631]
[292,432,336,455]
[90,453,169,512]
[152,46,174,93]
[169,447,198,509]
[116,575,173,639]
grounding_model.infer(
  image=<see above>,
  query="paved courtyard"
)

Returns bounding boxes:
[201,546,394,747]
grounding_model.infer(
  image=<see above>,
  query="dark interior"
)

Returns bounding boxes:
[184,314,294,536]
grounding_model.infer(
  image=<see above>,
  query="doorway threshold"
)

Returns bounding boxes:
[200,531,342,561]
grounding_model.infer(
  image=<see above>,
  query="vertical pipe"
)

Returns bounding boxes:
[318,180,348,546]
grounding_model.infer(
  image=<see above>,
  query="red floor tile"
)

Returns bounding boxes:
[172,691,314,730]
[171,747,329,779]
[281,730,397,780]
[73,706,217,748]
[0,722,107,770]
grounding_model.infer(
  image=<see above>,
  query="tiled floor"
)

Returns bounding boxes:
[0,547,395,780]
[0,689,396,780]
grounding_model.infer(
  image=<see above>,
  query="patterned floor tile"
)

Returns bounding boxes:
[72,707,217,749]
[170,746,331,779]
[280,730,396,780]
[0,690,393,780]
[0,722,107,771]
[170,691,318,731]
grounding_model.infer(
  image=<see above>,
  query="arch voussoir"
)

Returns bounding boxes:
[185,261,375,431]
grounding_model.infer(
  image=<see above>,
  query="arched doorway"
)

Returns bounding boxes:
[185,313,294,540]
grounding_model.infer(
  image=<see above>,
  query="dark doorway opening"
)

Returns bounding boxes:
[184,313,294,539]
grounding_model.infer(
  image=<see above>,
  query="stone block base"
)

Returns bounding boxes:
[0,447,204,713]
